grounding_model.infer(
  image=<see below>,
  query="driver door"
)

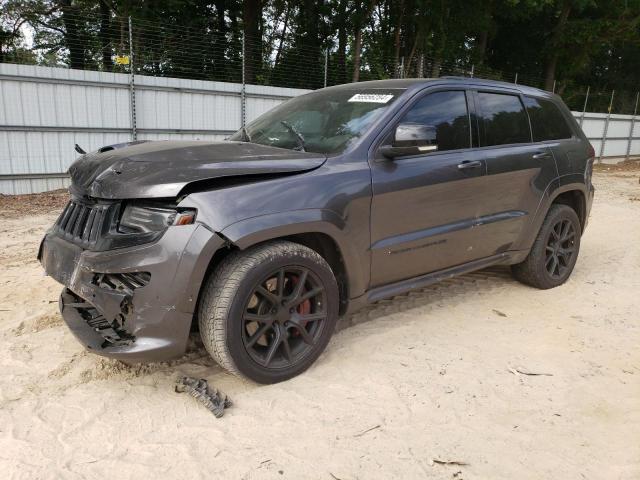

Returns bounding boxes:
[369,89,490,287]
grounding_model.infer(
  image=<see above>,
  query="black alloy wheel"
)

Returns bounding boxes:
[544,218,577,279]
[242,266,328,369]
[511,204,582,289]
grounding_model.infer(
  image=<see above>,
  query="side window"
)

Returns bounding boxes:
[399,90,471,152]
[523,96,573,141]
[477,92,531,146]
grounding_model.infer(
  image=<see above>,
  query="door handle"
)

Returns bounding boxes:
[457,160,482,170]
[532,151,550,159]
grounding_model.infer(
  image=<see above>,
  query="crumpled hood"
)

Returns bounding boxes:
[68,140,327,199]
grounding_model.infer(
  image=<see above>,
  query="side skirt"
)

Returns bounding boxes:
[344,251,527,316]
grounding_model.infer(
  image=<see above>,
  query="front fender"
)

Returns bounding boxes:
[219,209,368,298]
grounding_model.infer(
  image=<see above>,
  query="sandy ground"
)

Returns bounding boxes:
[1,170,639,480]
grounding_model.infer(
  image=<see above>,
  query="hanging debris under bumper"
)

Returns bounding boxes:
[39,221,227,363]
[59,288,135,349]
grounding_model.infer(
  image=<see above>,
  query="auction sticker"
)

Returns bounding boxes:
[348,93,394,103]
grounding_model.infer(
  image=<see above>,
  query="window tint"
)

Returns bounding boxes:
[477,92,531,146]
[400,90,470,151]
[523,96,573,141]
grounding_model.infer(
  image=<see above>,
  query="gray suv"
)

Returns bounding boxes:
[39,78,594,383]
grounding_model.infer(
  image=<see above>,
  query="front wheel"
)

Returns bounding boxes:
[511,204,582,289]
[198,241,339,384]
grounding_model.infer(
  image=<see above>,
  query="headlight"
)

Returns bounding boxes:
[118,204,196,234]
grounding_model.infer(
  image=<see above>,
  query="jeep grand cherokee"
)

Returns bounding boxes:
[39,77,594,383]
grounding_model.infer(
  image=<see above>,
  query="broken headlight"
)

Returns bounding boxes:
[118,204,196,234]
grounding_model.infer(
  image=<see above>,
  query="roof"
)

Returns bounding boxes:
[324,76,552,98]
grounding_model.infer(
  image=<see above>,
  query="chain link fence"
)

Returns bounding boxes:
[1,11,640,195]
[3,11,639,112]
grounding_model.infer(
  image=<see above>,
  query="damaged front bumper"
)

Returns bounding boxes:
[39,224,225,363]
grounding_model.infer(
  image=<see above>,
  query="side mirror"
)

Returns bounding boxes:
[380,123,438,159]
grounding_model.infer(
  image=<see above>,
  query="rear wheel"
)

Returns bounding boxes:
[198,241,339,384]
[512,204,581,289]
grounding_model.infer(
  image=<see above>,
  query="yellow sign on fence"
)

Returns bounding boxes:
[115,56,130,65]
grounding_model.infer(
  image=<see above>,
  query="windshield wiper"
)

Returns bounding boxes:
[280,121,306,152]
[240,126,252,143]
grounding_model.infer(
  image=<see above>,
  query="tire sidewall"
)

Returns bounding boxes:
[538,205,582,287]
[225,249,339,384]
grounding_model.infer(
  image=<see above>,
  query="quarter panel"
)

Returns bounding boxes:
[515,180,588,252]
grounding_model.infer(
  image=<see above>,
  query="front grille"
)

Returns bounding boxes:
[54,200,113,248]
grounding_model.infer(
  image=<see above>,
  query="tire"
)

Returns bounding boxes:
[198,241,339,384]
[511,204,582,289]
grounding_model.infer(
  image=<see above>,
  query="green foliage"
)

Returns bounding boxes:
[1,0,639,111]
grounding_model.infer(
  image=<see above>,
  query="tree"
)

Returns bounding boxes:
[243,0,262,83]
[1,0,639,107]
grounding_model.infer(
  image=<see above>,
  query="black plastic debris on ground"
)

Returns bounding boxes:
[175,375,232,418]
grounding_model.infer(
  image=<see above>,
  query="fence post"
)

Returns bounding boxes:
[514,72,518,85]
[128,16,137,141]
[552,80,556,93]
[598,90,615,163]
[625,91,639,161]
[470,64,474,78]
[579,86,590,127]
[324,48,328,88]
[399,57,404,79]
[241,32,246,128]
[418,55,424,78]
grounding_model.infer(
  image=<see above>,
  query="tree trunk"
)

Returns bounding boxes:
[544,0,572,91]
[431,57,441,77]
[60,0,85,70]
[475,0,493,65]
[393,0,404,78]
[243,0,262,84]
[431,3,449,77]
[213,0,227,80]
[352,27,363,82]
[99,0,113,70]
[274,3,290,68]
[352,0,376,82]
[405,31,420,78]
[335,0,348,84]
[476,30,488,64]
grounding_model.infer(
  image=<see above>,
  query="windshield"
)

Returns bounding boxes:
[229,88,405,154]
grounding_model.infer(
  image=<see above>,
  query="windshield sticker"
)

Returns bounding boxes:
[348,93,394,103]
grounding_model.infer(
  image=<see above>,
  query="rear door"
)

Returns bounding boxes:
[369,89,490,287]
[470,90,558,253]
[522,95,581,177]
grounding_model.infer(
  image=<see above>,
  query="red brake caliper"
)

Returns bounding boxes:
[290,275,311,336]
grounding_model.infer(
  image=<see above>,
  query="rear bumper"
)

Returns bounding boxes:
[40,224,225,363]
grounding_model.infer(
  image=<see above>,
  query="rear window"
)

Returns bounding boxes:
[523,96,573,142]
[477,92,531,146]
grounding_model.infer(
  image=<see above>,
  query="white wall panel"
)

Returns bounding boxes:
[0,63,634,194]
[0,64,306,193]
[572,111,640,159]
